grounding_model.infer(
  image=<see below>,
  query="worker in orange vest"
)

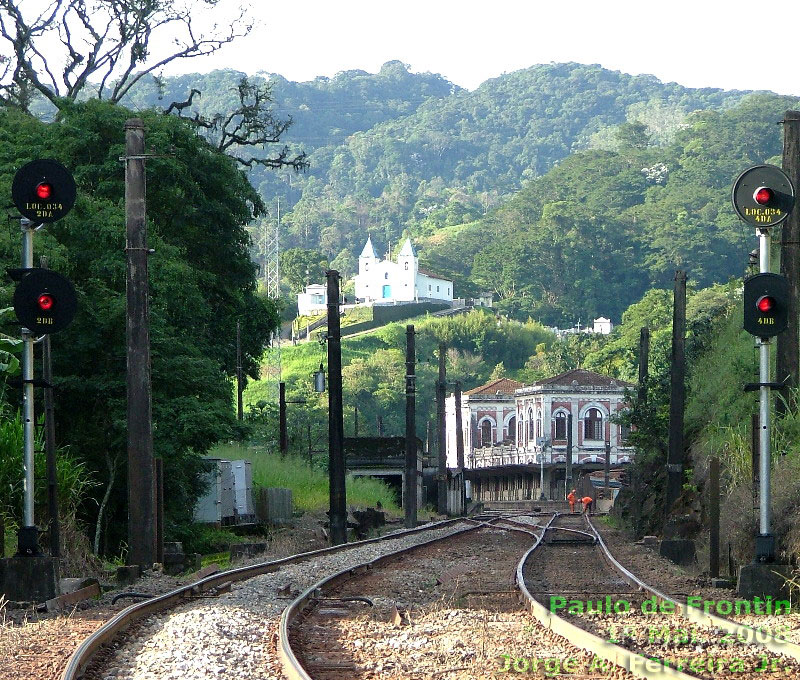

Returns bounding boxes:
[581,496,594,515]
[567,489,577,513]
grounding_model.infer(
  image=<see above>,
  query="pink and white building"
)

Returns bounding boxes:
[445,369,635,502]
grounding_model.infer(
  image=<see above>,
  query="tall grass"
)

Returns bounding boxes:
[208,443,401,514]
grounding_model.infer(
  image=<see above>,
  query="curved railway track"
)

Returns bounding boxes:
[60,519,476,680]
[59,511,800,680]
[520,513,800,679]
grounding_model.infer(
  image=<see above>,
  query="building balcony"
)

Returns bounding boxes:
[467,444,634,469]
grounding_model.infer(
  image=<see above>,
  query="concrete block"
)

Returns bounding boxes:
[711,577,736,589]
[738,562,792,600]
[256,488,293,526]
[659,539,696,566]
[1,555,60,603]
[641,536,660,549]
[116,565,141,586]
[230,542,268,561]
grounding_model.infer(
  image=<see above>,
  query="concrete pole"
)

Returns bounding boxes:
[279,381,288,456]
[40,256,60,558]
[404,325,417,528]
[326,271,346,545]
[436,343,447,514]
[566,413,573,495]
[777,110,800,415]
[665,270,687,521]
[125,118,156,568]
[709,456,720,578]
[236,321,243,421]
[454,382,465,514]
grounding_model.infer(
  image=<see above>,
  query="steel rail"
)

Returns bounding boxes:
[278,515,545,680]
[60,518,468,680]
[516,513,698,680]
[585,516,800,659]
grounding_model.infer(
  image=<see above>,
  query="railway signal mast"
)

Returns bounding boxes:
[3,159,77,602]
[732,164,794,571]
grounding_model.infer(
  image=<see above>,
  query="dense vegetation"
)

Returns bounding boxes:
[0,101,278,556]
[117,63,798,328]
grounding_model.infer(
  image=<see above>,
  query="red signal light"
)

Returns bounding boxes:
[754,187,774,205]
[757,295,775,313]
[35,182,53,200]
[37,294,54,311]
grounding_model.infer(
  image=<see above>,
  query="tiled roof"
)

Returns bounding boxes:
[465,377,524,396]
[534,368,633,389]
[418,267,453,281]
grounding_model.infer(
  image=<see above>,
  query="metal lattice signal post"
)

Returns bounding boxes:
[263,198,281,400]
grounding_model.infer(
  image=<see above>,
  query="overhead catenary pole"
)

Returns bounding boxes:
[125,118,156,569]
[404,325,417,528]
[664,270,687,522]
[436,343,447,514]
[326,270,346,545]
[777,110,800,416]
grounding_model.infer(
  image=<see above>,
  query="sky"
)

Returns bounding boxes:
[166,0,800,95]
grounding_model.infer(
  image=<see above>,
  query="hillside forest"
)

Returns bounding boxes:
[0,54,799,567]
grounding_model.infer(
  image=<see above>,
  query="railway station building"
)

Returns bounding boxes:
[445,369,634,504]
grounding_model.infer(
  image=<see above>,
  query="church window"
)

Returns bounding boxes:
[365,263,368,271]
[428,285,431,291]
[385,272,389,280]
[404,261,409,270]
[436,285,440,292]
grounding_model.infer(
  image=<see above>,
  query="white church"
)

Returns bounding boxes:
[354,236,453,305]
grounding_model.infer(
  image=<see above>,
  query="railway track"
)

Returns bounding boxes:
[59,511,800,680]
[521,513,800,679]
[60,519,477,680]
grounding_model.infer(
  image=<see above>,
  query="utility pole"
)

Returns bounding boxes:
[454,381,465,514]
[326,271,346,545]
[709,456,720,578]
[236,321,243,421]
[436,343,447,515]
[778,110,800,416]
[125,118,155,569]
[40,256,59,559]
[279,381,288,456]
[665,270,687,521]
[566,413,573,495]
[638,327,650,405]
[404,325,417,528]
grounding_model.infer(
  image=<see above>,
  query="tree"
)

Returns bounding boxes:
[0,0,250,110]
[0,101,280,552]
[280,248,328,296]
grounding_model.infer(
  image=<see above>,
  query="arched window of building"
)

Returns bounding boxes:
[536,410,542,439]
[584,408,603,440]
[384,272,389,280]
[527,409,534,438]
[620,422,631,443]
[481,420,492,447]
[554,411,567,440]
[507,416,516,443]
[404,261,409,271]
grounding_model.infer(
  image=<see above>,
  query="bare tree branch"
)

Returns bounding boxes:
[0,0,251,111]
[170,77,309,172]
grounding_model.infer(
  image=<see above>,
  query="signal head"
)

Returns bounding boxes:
[754,187,774,205]
[756,295,775,313]
[37,293,54,311]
